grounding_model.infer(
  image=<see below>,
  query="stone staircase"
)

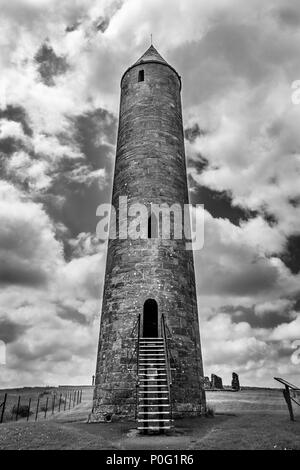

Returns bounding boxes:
[137,337,173,433]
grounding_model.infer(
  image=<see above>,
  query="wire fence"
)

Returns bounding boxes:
[0,388,83,424]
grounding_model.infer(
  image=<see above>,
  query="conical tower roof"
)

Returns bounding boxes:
[134,45,168,66]
[121,44,181,90]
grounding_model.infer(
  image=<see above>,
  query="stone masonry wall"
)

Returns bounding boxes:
[92,59,206,421]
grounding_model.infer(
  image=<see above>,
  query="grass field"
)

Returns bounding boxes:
[0,386,91,423]
[0,386,299,450]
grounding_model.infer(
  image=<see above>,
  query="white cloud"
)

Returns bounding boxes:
[270,315,300,342]
[0,180,63,282]
[254,299,294,317]
[5,151,52,191]
[0,119,27,141]
[1,0,300,389]
[67,166,107,187]
[0,180,106,387]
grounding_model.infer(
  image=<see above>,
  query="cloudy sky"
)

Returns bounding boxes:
[0,0,300,388]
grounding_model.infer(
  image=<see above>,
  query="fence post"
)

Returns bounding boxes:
[80,390,82,403]
[16,396,21,421]
[52,395,55,415]
[283,385,295,421]
[64,394,67,411]
[44,397,48,419]
[35,397,40,421]
[58,394,62,412]
[73,391,76,407]
[68,394,71,410]
[27,398,31,421]
[0,393,7,423]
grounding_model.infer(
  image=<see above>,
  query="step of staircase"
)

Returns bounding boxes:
[139,342,164,345]
[139,349,164,352]
[139,356,165,359]
[139,364,165,367]
[138,418,172,422]
[137,426,172,431]
[139,385,168,388]
[139,379,167,381]
[138,404,170,407]
[138,397,169,401]
[142,357,165,369]
[140,337,163,339]
[139,377,167,380]
[139,353,165,355]
[138,372,167,375]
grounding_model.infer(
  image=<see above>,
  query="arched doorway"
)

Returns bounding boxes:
[143,299,158,337]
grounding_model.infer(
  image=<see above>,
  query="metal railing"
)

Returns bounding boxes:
[161,313,173,420]
[126,314,141,420]
[135,314,141,420]
[127,314,141,373]
[0,393,7,423]
[274,377,300,421]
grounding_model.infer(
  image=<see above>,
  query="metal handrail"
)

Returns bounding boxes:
[274,377,300,391]
[135,314,141,420]
[161,313,173,419]
[274,377,300,421]
[127,314,141,370]
[164,321,176,367]
[125,314,141,420]
[136,314,141,373]
[130,314,140,338]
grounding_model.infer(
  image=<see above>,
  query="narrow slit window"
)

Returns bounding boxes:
[138,70,144,82]
[148,214,158,239]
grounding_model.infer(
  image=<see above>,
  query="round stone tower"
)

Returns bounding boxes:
[91,45,205,424]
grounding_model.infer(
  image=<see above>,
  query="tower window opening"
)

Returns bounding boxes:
[148,214,158,239]
[138,70,144,82]
[148,216,151,239]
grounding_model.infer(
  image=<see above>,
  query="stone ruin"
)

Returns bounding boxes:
[231,372,240,391]
[204,372,240,390]
[211,374,223,389]
[204,376,211,389]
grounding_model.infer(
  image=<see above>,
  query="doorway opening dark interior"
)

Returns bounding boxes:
[143,299,158,337]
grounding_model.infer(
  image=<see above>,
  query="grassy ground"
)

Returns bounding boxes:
[0,413,299,450]
[206,388,299,414]
[0,386,92,423]
[0,387,299,450]
[0,421,118,450]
